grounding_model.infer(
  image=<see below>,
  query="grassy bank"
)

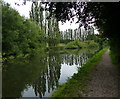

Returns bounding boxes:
[52,47,109,97]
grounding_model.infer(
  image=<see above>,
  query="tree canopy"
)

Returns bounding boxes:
[2,3,45,57]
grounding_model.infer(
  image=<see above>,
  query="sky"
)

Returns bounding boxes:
[4,0,99,33]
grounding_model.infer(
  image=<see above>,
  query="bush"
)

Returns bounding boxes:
[65,40,99,50]
[65,40,85,49]
[86,40,99,49]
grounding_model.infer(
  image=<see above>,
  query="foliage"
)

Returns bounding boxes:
[52,47,109,97]
[2,3,45,57]
[65,40,100,50]
[60,39,74,44]
[87,34,109,49]
[30,2,44,29]
[60,33,108,50]
[30,2,60,47]
[65,40,85,49]
[85,40,99,49]
[110,50,120,72]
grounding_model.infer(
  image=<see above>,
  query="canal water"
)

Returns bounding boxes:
[3,49,98,98]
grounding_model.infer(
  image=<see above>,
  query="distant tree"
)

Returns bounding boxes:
[30,2,44,29]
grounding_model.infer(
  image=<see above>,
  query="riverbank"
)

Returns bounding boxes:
[51,47,109,97]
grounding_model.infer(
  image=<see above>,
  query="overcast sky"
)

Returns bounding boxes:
[4,0,99,33]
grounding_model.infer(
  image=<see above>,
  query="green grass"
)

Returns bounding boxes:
[51,47,109,97]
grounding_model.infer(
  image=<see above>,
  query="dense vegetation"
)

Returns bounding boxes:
[65,40,99,49]
[59,34,108,50]
[2,2,61,58]
[2,3,45,57]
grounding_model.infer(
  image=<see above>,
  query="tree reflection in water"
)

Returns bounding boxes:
[32,50,61,98]
[3,49,98,98]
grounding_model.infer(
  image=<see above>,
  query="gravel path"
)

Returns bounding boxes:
[83,49,120,97]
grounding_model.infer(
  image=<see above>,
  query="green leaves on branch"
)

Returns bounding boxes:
[2,3,45,57]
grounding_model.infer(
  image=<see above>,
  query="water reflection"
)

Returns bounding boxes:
[3,49,98,98]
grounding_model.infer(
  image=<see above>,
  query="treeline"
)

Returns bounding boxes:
[59,26,109,49]
[2,2,61,57]
[2,3,46,57]
[2,1,108,58]
[60,34,108,50]
[29,2,60,46]
[60,26,94,41]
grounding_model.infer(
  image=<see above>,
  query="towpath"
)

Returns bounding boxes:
[83,49,120,97]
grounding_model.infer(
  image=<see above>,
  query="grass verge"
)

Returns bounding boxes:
[51,47,109,97]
